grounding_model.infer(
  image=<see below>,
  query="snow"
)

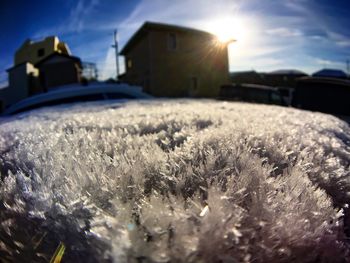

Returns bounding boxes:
[0,100,350,262]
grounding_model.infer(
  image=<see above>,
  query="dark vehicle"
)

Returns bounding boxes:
[219,83,285,105]
[2,83,152,115]
[292,77,350,115]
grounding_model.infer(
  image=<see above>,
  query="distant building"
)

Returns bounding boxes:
[230,71,264,85]
[230,69,308,88]
[261,69,308,88]
[312,69,348,79]
[0,36,82,111]
[120,22,231,97]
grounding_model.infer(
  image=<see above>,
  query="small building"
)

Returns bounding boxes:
[120,22,231,97]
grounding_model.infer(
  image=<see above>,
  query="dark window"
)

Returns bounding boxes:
[168,33,177,50]
[38,48,45,57]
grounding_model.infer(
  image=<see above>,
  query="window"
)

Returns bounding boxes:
[127,58,132,69]
[38,48,45,57]
[168,33,177,50]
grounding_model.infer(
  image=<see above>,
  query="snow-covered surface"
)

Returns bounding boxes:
[0,100,350,262]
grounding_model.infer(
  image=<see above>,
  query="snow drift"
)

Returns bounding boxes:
[0,100,350,262]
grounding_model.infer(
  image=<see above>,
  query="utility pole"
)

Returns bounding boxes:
[111,29,120,80]
[346,59,350,76]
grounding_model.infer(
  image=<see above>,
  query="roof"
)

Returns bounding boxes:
[312,69,348,78]
[120,21,216,55]
[267,69,308,76]
[298,76,350,86]
[35,52,82,67]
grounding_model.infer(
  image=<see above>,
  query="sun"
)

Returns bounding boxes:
[206,17,247,44]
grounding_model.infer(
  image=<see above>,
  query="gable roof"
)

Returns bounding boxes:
[120,21,216,55]
[35,52,82,67]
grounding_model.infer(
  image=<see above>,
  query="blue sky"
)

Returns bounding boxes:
[0,0,349,87]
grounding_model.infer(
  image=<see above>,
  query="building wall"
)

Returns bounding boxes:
[123,29,230,97]
[38,60,81,89]
[15,36,70,66]
[123,35,151,92]
[150,30,229,97]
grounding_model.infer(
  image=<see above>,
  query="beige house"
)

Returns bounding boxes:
[120,22,231,97]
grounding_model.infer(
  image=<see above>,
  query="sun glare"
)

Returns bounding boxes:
[206,17,247,44]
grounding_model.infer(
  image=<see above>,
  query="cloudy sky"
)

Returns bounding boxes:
[0,0,349,87]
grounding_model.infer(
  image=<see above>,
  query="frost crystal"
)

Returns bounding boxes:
[0,100,349,262]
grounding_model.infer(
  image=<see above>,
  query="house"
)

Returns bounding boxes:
[0,36,82,111]
[120,22,231,97]
[312,69,348,79]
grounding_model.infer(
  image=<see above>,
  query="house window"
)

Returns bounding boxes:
[127,58,132,69]
[168,33,177,50]
[38,48,45,57]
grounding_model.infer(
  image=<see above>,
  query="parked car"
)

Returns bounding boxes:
[2,82,153,115]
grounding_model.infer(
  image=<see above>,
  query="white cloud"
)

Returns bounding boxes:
[314,58,344,69]
[326,31,350,47]
[266,27,303,37]
[66,0,100,32]
[33,0,100,38]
